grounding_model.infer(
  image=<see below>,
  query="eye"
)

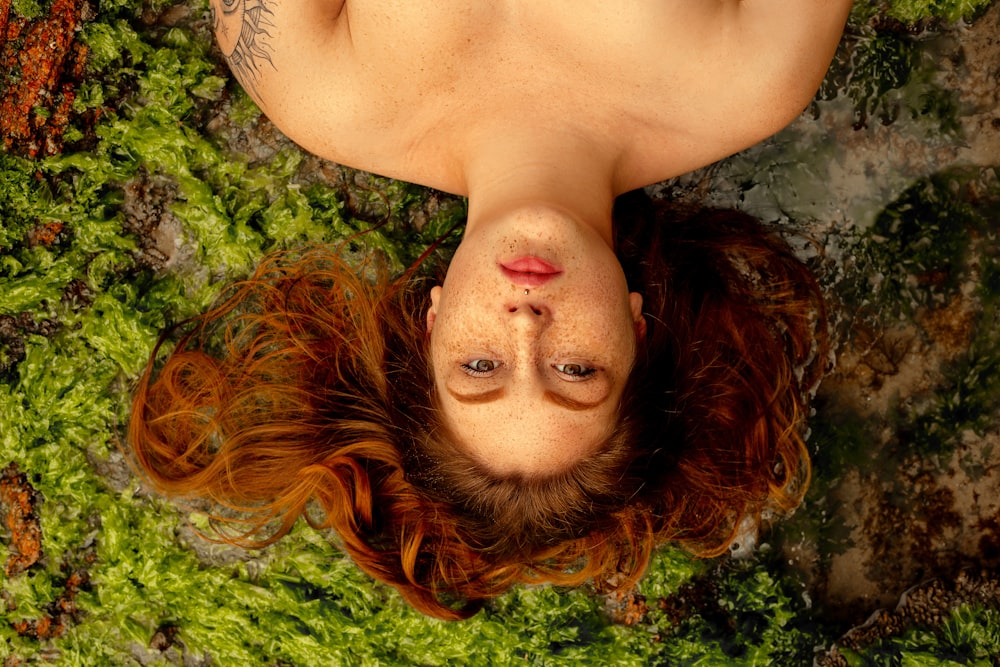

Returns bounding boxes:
[553,363,596,380]
[461,359,501,376]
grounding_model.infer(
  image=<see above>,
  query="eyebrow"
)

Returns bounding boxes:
[446,386,506,404]
[543,390,609,411]
[445,386,609,411]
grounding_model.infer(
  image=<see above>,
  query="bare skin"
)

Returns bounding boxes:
[211,0,853,475]
[214,1,851,198]
[424,205,647,475]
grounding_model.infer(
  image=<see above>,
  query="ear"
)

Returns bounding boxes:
[426,286,442,334]
[629,292,647,342]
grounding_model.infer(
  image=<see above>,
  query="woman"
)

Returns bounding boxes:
[131,1,851,618]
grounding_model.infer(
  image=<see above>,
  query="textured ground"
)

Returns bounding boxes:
[2,0,1000,664]
[653,5,1000,656]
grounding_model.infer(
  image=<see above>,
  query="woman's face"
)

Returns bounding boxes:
[426,207,645,476]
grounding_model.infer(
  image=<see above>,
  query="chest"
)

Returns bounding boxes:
[344,2,713,119]
[262,0,782,193]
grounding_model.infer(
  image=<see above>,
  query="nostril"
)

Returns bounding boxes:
[508,306,518,313]
[531,307,543,316]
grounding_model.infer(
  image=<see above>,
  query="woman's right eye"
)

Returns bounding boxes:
[461,359,500,376]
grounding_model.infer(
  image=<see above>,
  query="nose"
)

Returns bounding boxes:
[506,300,550,320]
[506,301,550,363]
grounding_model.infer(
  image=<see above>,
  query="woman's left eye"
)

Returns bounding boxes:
[461,359,501,376]
[553,363,596,379]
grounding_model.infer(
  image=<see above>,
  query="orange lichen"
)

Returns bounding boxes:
[1,466,92,641]
[623,596,649,626]
[27,222,65,247]
[9,567,90,640]
[0,0,90,156]
[605,590,650,626]
[0,462,43,577]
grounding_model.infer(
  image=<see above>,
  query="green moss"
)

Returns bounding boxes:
[80,20,152,79]
[889,0,994,22]
[819,24,964,134]
[815,169,999,462]
[838,605,1000,666]
[9,0,46,19]
[839,171,983,323]
[847,34,918,127]
[633,555,832,666]
[851,0,995,24]
[226,87,264,126]
[825,1,1000,133]
[909,234,1000,454]
[870,176,977,315]
[2,0,999,662]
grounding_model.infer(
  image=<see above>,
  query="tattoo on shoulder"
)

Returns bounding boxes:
[212,0,276,107]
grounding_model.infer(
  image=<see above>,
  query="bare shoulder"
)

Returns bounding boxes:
[210,0,350,111]
[209,0,377,169]
[683,0,853,48]
[737,0,854,32]
[660,0,853,148]
[731,0,854,65]
[707,0,853,107]
[742,1,851,98]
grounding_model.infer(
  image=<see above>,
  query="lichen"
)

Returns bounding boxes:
[2,0,999,663]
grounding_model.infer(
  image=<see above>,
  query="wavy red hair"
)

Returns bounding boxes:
[129,190,827,619]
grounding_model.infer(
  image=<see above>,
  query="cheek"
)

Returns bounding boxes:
[594,304,640,360]
[577,281,633,332]
[431,298,492,358]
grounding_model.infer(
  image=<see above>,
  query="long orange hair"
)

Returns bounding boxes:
[129,190,827,619]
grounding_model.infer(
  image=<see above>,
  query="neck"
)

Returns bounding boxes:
[459,124,621,246]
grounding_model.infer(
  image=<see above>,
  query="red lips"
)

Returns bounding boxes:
[500,256,562,287]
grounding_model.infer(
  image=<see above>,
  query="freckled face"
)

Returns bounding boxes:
[426,207,644,476]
